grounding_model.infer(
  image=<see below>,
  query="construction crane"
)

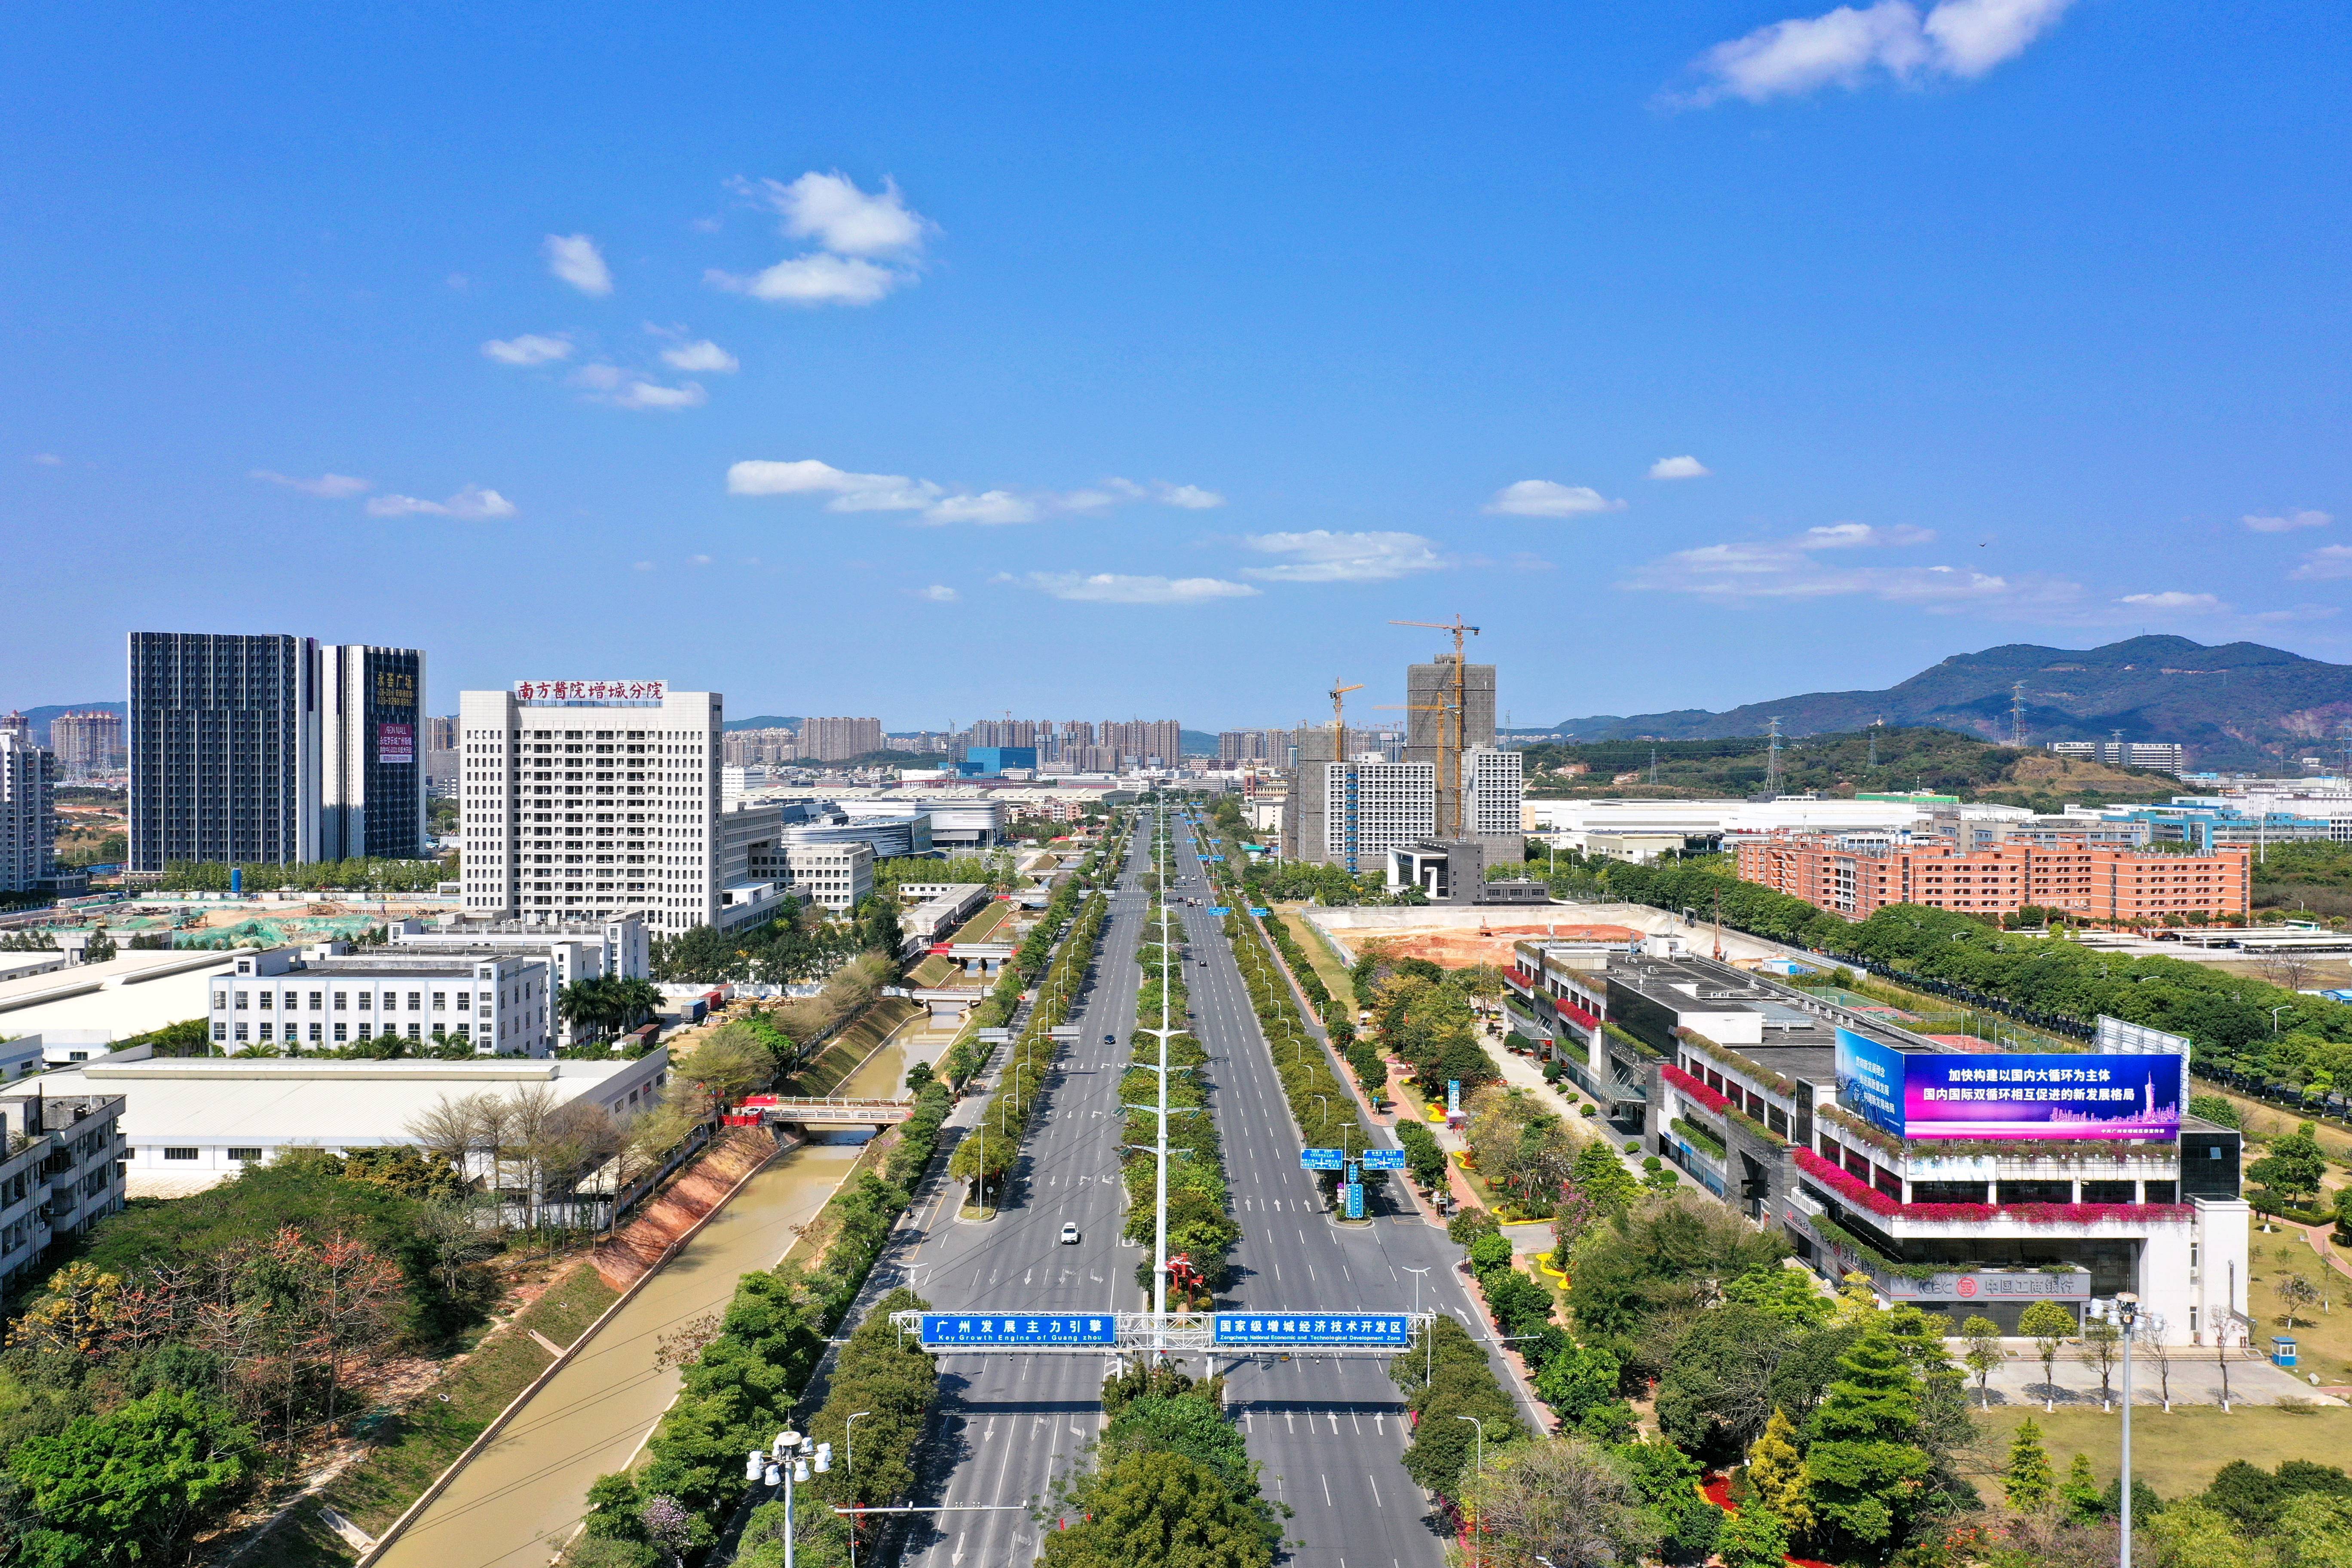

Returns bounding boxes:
[1328,678,1364,756]
[1388,616,1482,839]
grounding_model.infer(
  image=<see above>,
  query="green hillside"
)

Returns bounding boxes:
[1519,726,2183,813]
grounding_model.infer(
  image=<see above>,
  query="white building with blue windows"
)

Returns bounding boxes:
[207,943,549,1056]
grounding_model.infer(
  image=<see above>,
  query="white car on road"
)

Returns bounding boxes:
[1059,1222,1081,1245]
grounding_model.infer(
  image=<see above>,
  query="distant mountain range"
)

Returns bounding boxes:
[1547,637,2352,770]
[721,714,806,732]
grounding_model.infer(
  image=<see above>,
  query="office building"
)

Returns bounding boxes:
[1405,655,1496,834]
[207,943,550,1055]
[129,632,319,871]
[2049,739,2188,774]
[48,710,125,778]
[1736,833,2251,923]
[1464,744,1525,860]
[0,735,58,894]
[458,682,723,933]
[800,717,885,762]
[0,1084,126,1293]
[1321,756,1435,872]
[34,1048,665,1195]
[1506,947,2243,1342]
[777,841,875,912]
[960,746,1037,777]
[319,643,429,860]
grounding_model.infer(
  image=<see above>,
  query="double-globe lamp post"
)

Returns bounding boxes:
[2119,1292,2138,1568]
[744,1428,830,1568]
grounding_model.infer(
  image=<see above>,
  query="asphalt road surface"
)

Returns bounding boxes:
[1169,822,1543,1568]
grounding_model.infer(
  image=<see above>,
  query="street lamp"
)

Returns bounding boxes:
[844,1411,871,1568]
[2118,1293,2139,1568]
[745,1428,831,1568]
[1403,1265,1429,1314]
[1455,1415,1487,1568]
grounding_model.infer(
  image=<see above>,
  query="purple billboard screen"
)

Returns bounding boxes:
[1904,1052,2181,1141]
[379,722,413,764]
[1834,1028,2182,1141]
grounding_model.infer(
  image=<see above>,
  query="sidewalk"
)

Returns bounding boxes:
[1965,1343,2340,1409]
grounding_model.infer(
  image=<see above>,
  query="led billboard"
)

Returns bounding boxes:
[1834,1027,2181,1142]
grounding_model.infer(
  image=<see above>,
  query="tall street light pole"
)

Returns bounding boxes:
[2119,1293,2139,1568]
[1455,1415,1486,1568]
[844,1411,870,1568]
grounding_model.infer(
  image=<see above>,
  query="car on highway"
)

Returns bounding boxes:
[1104,1033,1117,1044]
[1059,1222,1081,1244]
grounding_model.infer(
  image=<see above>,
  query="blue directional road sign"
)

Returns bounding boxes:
[1300,1148,1348,1171]
[1214,1312,1412,1347]
[1207,905,1232,916]
[1246,906,1271,916]
[1204,855,1225,862]
[919,1313,1115,1348]
[1344,1181,1364,1219]
[1360,1148,1408,1172]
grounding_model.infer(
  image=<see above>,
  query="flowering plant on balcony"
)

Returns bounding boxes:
[1662,1063,1730,1115]
[1796,1147,1899,1216]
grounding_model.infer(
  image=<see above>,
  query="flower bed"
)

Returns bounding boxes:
[1661,1063,1730,1115]
[1795,1148,2194,1226]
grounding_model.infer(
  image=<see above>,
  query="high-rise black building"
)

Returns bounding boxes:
[129,633,429,873]
[129,633,317,872]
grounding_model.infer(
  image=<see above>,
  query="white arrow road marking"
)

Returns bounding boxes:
[950,1531,965,1565]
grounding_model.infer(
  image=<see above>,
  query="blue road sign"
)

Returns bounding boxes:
[1205,854,1226,862]
[1207,905,1233,916]
[1345,1182,1364,1219]
[1360,1148,1407,1172]
[1213,1312,1412,1347]
[1300,1148,1348,1171]
[1246,906,1271,916]
[919,1313,1115,1347]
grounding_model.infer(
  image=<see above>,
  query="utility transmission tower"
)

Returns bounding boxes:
[1766,717,1783,793]
[2011,682,2028,747]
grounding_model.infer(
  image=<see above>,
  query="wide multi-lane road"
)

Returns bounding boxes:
[1168,817,1543,1568]
[888,828,1152,1568]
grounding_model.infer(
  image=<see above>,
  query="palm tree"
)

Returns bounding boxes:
[558,977,620,1042]
[612,977,661,1032]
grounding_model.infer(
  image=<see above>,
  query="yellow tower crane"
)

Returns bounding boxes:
[1386,616,1481,839]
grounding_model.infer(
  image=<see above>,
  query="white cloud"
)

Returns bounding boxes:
[660,339,739,374]
[1020,572,1260,605]
[1484,479,1626,517]
[727,458,1222,525]
[481,334,573,367]
[1624,521,2077,612]
[2118,591,2223,613]
[924,490,1039,525]
[543,233,613,296]
[572,363,626,391]
[1681,0,2071,106]
[916,584,960,603]
[688,554,713,566]
[614,380,708,411]
[709,253,904,306]
[2243,509,2332,533]
[1154,482,1226,509]
[251,469,371,499]
[1648,455,1712,480]
[711,172,933,309]
[2293,545,2352,581]
[727,459,942,512]
[1241,530,1446,584]
[27,453,63,466]
[759,172,930,257]
[364,484,516,521]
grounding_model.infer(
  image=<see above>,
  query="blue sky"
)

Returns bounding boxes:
[6,2,2349,730]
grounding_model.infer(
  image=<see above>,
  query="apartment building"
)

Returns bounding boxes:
[777,841,875,912]
[1505,945,2247,1342]
[1321,757,1436,872]
[0,734,58,894]
[458,683,723,933]
[0,1087,126,1294]
[800,717,885,762]
[48,710,125,778]
[1736,833,2250,923]
[208,943,551,1055]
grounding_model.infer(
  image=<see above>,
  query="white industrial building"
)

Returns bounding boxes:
[1320,757,1436,873]
[775,841,874,913]
[458,683,723,933]
[207,943,551,1056]
[0,1084,126,1292]
[31,1049,668,1192]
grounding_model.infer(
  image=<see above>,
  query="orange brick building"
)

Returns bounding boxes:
[1735,833,2250,924]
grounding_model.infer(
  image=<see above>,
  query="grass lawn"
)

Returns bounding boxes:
[1970,1404,2352,1504]
[2244,1229,2352,1384]
[248,1261,620,1567]
[1278,910,1357,1016]
[2190,1078,2352,1162]
[906,953,957,988]
[947,900,1014,944]
[784,998,919,1096]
